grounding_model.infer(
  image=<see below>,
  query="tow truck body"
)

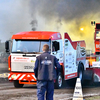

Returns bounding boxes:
[5,31,86,88]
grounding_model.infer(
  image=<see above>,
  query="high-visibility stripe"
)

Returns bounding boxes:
[19,74,26,80]
[14,74,21,80]
[9,76,12,80]
[32,75,36,81]
[8,74,10,77]
[8,73,37,82]
[8,73,12,80]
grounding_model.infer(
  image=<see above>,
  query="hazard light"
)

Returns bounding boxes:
[8,55,11,71]
[8,68,11,71]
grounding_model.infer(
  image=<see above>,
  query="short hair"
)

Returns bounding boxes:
[43,44,49,52]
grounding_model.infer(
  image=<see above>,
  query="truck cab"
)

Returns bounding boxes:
[94,23,100,54]
[5,31,63,88]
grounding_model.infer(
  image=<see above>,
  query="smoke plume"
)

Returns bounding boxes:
[0,0,100,51]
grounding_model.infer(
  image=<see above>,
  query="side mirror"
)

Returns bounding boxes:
[5,41,10,52]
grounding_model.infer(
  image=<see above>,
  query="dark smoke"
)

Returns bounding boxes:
[29,0,100,22]
[0,0,100,51]
[30,20,38,31]
[29,0,100,39]
[28,0,100,51]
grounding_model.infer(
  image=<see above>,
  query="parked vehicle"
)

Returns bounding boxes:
[86,23,100,82]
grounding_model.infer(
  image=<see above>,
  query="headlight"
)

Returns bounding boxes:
[11,74,17,79]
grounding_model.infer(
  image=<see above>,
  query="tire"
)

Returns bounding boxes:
[78,63,84,85]
[54,72,63,89]
[14,80,24,88]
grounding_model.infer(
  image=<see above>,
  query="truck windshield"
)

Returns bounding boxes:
[12,39,51,53]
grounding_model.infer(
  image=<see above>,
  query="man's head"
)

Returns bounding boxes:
[42,44,49,52]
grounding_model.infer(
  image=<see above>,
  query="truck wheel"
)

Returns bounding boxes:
[54,72,63,89]
[14,80,24,88]
[78,63,84,85]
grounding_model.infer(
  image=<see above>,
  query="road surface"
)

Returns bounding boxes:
[0,82,100,100]
[0,63,100,100]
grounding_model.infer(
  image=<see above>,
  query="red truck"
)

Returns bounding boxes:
[5,31,86,88]
[86,23,100,82]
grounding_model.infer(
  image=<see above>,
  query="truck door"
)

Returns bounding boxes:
[64,33,77,80]
[51,40,63,64]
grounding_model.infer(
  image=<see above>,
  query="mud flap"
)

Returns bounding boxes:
[83,70,93,80]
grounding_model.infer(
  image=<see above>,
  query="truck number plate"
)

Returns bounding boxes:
[24,66,33,69]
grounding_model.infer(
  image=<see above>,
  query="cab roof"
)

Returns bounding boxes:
[12,31,62,40]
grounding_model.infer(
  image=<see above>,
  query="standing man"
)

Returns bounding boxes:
[34,44,61,100]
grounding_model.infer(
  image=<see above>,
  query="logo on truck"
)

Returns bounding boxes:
[96,44,100,48]
[81,47,86,56]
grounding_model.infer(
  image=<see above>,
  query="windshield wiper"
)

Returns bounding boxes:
[23,54,36,57]
[12,51,24,53]
[12,51,41,54]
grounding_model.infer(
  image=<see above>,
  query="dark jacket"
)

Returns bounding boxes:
[34,52,61,81]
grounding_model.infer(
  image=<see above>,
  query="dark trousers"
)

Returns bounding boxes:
[37,80,54,100]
